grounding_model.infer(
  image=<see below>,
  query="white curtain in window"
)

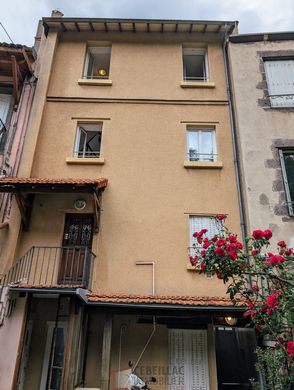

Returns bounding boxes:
[264,60,294,107]
[189,216,219,246]
[168,329,210,390]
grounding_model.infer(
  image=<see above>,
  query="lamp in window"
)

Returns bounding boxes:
[225,316,237,326]
[98,68,107,77]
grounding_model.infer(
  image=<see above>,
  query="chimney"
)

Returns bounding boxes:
[51,9,64,17]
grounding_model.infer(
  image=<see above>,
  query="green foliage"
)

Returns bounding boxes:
[190,218,294,389]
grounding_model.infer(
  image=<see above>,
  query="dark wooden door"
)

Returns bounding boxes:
[215,327,258,389]
[58,214,94,285]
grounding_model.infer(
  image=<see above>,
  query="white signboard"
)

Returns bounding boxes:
[168,329,210,390]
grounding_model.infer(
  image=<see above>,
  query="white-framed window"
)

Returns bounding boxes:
[189,215,219,248]
[279,149,294,216]
[264,59,294,107]
[74,123,102,158]
[187,127,217,162]
[183,48,208,81]
[83,46,111,79]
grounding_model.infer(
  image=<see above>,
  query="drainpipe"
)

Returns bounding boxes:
[222,26,248,245]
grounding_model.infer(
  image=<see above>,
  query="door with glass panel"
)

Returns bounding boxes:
[58,214,94,285]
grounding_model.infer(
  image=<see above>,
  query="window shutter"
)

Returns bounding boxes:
[189,216,219,246]
[264,60,294,107]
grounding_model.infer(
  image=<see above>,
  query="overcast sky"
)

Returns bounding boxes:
[0,0,293,46]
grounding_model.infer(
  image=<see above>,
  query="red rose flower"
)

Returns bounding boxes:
[266,292,280,309]
[235,241,243,249]
[263,229,272,240]
[200,228,208,235]
[285,248,293,255]
[216,239,227,247]
[200,249,206,256]
[211,236,218,242]
[189,257,195,266]
[252,229,264,240]
[203,241,210,249]
[228,235,237,243]
[216,214,226,220]
[252,284,259,292]
[277,240,287,248]
[229,251,238,260]
[197,236,203,244]
[286,341,294,357]
[200,262,205,271]
[215,247,225,257]
[251,249,259,256]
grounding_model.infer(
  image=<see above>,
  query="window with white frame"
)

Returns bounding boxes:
[187,127,217,162]
[189,216,219,249]
[183,48,208,81]
[264,59,294,107]
[279,149,294,215]
[83,47,111,79]
[74,123,102,158]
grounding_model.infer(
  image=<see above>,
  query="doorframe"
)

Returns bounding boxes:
[39,321,67,390]
[17,320,33,390]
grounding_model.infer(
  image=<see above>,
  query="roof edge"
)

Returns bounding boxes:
[229,31,294,43]
[43,17,238,26]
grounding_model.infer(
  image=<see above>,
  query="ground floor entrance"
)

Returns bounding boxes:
[15,295,258,390]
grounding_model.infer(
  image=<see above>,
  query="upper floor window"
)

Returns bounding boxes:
[74,123,102,158]
[189,215,219,248]
[279,149,294,216]
[183,48,208,81]
[83,47,111,79]
[264,59,294,107]
[187,127,216,162]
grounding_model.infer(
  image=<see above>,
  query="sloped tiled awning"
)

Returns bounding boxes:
[0,177,108,193]
[88,293,245,311]
[0,177,108,231]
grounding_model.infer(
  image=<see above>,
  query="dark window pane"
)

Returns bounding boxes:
[183,54,206,80]
[284,152,294,201]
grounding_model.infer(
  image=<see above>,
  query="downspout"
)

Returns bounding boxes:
[222,26,248,245]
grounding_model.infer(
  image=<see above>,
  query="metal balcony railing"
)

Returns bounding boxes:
[4,246,95,290]
[187,151,217,162]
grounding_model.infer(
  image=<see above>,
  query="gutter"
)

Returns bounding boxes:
[222,28,248,245]
[85,300,245,312]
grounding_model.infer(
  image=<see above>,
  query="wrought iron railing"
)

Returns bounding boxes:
[0,118,7,152]
[3,246,95,290]
[187,150,217,162]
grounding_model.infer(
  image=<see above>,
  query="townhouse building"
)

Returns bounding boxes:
[0,14,258,390]
[228,32,294,247]
[0,42,35,234]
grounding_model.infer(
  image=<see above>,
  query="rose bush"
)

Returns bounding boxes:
[189,215,294,389]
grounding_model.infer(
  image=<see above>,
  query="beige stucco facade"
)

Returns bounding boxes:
[0,18,256,390]
[228,37,294,246]
[3,28,241,297]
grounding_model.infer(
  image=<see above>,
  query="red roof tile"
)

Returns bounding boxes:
[88,293,245,307]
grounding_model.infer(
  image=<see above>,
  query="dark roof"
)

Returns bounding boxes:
[0,42,32,51]
[229,31,294,44]
[43,17,237,36]
[0,177,108,193]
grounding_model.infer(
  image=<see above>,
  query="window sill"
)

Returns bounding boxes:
[78,78,112,86]
[184,161,223,169]
[66,157,105,165]
[180,81,215,88]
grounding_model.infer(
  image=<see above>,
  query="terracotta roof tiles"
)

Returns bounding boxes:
[88,293,245,307]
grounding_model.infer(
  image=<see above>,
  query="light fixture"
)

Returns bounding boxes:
[98,68,107,77]
[74,199,86,210]
[225,316,237,326]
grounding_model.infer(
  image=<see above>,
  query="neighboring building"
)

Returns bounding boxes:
[0,15,258,390]
[0,43,36,228]
[228,32,294,247]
